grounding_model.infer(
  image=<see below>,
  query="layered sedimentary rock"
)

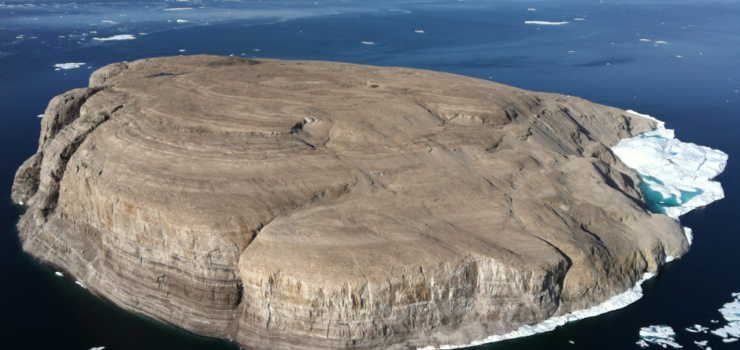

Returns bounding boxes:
[13,55,688,349]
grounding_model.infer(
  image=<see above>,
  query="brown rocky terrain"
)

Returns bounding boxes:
[12,55,687,349]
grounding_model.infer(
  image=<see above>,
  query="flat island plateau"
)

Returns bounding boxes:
[13,55,693,350]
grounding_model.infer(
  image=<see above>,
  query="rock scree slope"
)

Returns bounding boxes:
[12,55,687,350]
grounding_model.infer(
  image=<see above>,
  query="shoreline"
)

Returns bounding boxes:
[419,110,728,350]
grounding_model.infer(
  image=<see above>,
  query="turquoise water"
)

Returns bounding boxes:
[637,174,704,214]
[1,1,739,349]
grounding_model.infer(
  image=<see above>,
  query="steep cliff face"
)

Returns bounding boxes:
[13,55,687,349]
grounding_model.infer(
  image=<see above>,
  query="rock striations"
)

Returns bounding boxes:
[13,55,687,349]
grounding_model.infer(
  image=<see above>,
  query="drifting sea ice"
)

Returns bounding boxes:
[685,324,708,333]
[610,110,728,221]
[54,63,85,69]
[710,294,740,341]
[93,34,136,41]
[524,21,568,25]
[640,325,675,338]
[639,325,683,348]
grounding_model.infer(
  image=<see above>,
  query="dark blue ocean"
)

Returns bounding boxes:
[1,1,739,349]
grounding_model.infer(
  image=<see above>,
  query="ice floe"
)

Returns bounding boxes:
[610,110,728,220]
[360,41,374,45]
[54,62,85,69]
[574,18,585,20]
[177,19,189,23]
[418,273,656,349]
[89,347,105,350]
[685,324,709,333]
[164,7,193,11]
[525,21,568,25]
[93,34,136,41]
[639,325,682,348]
[655,41,668,44]
[710,293,740,342]
[415,30,424,33]
[75,281,86,289]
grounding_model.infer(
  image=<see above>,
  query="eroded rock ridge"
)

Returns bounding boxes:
[13,55,687,349]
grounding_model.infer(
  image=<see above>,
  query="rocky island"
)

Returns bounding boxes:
[13,55,690,349]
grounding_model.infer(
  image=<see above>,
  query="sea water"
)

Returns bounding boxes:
[1,1,739,349]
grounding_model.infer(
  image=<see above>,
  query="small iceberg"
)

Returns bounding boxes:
[93,34,136,41]
[640,325,675,338]
[415,30,424,33]
[574,18,585,20]
[55,271,63,277]
[525,21,568,25]
[685,324,708,333]
[177,19,189,23]
[54,62,85,70]
[164,7,192,11]
[639,326,683,348]
[89,347,105,350]
[527,8,536,11]
[655,41,668,44]
[75,281,87,289]
[360,41,374,45]
[640,38,651,42]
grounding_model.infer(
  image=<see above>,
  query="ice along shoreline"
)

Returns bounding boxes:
[419,110,728,350]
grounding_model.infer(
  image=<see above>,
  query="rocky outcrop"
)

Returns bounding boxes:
[13,55,687,349]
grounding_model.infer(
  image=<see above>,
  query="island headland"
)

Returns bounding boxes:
[13,55,689,350]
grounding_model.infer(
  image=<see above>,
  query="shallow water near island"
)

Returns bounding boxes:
[2,1,740,349]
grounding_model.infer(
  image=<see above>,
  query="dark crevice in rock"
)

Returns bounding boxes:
[290,121,317,149]
[415,101,446,125]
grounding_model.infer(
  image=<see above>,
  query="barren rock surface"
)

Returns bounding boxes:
[13,55,687,349]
